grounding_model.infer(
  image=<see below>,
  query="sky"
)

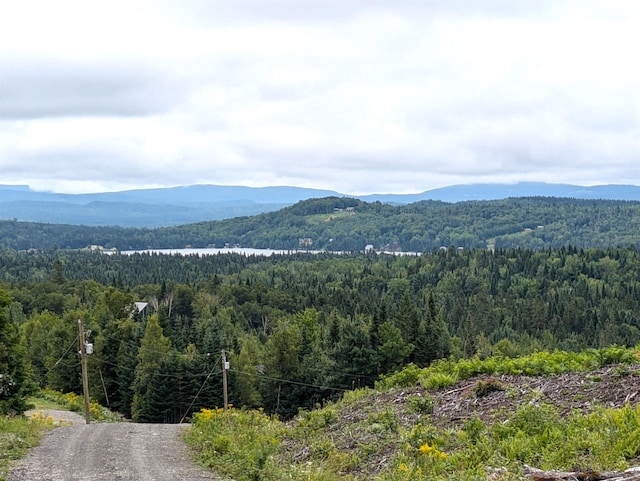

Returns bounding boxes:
[1,0,640,195]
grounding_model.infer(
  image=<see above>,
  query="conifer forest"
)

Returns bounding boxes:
[4,244,640,421]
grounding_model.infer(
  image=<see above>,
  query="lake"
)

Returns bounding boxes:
[120,247,419,257]
[120,247,330,256]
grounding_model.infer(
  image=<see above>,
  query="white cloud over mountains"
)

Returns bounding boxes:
[1,0,639,194]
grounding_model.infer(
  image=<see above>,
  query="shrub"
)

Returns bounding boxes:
[407,394,434,414]
[377,364,422,389]
[422,373,456,390]
[297,406,337,431]
[473,379,506,398]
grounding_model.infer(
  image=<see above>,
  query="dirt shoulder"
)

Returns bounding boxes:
[24,409,86,426]
[8,422,220,481]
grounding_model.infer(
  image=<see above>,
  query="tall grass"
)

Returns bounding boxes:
[0,414,55,480]
[385,402,640,479]
[185,407,286,481]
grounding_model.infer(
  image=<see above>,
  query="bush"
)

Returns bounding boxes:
[378,347,640,391]
[407,394,434,414]
[473,379,506,398]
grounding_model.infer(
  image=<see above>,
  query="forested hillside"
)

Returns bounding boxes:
[3,245,640,421]
[2,196,640,251]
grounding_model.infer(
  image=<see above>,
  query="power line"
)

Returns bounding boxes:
[180,357,221,424]
[98,358,217,380]
[100,330,377,380]
[43,333,80,377]
[230,368,348,392]
[100,330,215,359]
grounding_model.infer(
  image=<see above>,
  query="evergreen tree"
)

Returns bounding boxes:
[49,259,66,285]
[0,289,33,414]
[328,317,378,391]
[96,318,139,417]
[131,314,171,422]
[262,321,302,418]
[409,293,452,366]
[394,291,421,346]
[232,335,263,408]
[369,303,387,352]
[377,321,414,373]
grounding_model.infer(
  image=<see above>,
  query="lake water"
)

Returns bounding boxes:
[120,247,330,256]
[120,247,419,257]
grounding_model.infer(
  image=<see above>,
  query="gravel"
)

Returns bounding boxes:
[8,422,221,481]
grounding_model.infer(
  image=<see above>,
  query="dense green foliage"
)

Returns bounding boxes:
[0,289,33,415]
[2,196,640,251]
[2,243,640,421]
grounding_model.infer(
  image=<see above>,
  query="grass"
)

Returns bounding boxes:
[185,346,640,480]
[33,389,124,423]
[0,413,55,481]
[28,395,64,411]
[306,210,356,225]
[185,407,285,481]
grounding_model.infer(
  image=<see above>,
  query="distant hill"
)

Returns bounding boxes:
[2,196,640,251]
[2,182,640,227]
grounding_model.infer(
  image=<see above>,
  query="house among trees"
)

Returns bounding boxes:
[132,302,148,319]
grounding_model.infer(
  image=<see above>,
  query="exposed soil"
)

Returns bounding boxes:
[430,363,640,427]
[281,363,640,479]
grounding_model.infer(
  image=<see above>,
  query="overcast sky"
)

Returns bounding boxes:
[1,1,639,194]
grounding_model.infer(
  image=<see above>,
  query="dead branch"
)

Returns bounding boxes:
[524,465,640,480]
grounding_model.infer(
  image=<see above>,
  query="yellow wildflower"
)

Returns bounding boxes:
[419,442,434,454]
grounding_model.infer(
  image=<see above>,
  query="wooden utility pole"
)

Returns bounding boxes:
[221,350,229,410]
[78,320,91,424]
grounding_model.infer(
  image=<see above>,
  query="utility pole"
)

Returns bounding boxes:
[221,350,229,410]
[78,320,91,424]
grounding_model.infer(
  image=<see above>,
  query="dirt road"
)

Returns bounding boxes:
[8,420,220,481]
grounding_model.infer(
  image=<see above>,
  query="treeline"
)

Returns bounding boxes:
[2,196,640,251]
[3,245,640,420]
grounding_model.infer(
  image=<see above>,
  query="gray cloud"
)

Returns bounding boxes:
[1,0,639,194]
[0,60,183,119]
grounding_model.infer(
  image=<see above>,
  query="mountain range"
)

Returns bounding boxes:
[2,182,640,228]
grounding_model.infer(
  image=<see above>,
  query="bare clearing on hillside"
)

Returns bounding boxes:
[278,364,640,479]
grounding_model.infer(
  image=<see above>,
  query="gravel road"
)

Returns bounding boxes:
[8,420,220,481]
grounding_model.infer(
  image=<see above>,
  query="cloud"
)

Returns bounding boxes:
[0,61,183,119]
[1,0,640,194]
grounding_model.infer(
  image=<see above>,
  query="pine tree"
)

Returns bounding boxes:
[0,289,34,415]
[376,321,414,373]
[412,293,451,366]
[328,317,378,391]
[131,314,171,422]
[394,291,420,344]
[111,319,139,417]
